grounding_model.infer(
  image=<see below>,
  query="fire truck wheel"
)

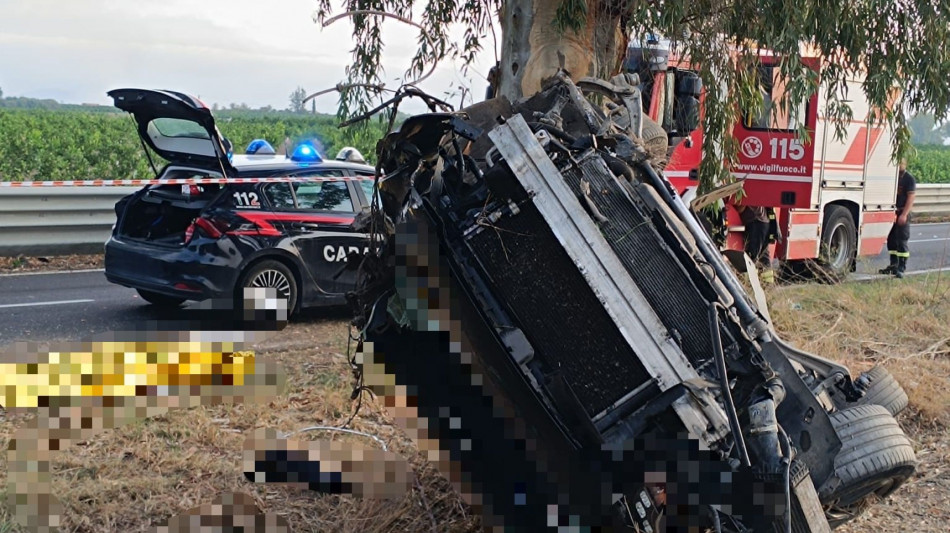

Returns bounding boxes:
[818,404,917,528]
[818,205,857,281]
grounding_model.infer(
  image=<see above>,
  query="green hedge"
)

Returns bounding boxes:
[0,108,387,182]
[909,145,950,184]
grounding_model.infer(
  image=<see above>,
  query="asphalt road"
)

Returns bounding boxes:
[0,269,349,344]
[1,223,948,344]
[855,221,950,274]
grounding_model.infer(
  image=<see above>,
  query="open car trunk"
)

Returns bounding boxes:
[116,181,223,246]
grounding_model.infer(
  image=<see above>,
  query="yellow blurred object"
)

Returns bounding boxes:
[0,342,256,409]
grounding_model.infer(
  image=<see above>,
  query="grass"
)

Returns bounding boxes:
[768,272,950,425]
[1,276,948,531]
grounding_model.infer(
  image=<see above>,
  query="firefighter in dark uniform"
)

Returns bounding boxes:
[879,163,917,278]
[738,205,781,282]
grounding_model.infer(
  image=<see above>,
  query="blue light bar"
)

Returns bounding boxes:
[290,142,322,163]
[246,139,276,155]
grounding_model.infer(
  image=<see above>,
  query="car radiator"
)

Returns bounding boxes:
[559,152,719,369]
[465,201,653,418]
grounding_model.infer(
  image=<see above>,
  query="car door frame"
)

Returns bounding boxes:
[280,167,366,306]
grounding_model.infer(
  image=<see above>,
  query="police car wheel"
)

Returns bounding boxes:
[136,289,186,308]
[239,260,298,315]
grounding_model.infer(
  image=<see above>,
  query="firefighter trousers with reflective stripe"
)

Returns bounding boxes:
[886,220,911,258]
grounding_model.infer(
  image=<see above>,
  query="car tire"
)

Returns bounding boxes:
[818,206,857,282]
[641,115,669,170]
[851,366,910,417]
[819,404,917,528]
[136,289,186,308]
[238,260,298,315]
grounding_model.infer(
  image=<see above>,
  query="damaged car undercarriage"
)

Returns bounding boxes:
[344,72,917,532]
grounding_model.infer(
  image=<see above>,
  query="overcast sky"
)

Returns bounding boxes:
[0,0,497,113]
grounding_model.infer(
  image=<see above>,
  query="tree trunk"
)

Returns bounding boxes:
[498,0,629,101]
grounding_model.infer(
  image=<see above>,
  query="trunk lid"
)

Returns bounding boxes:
[108,88,236,175]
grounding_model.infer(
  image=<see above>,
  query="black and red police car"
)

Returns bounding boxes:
[104,88,376,314]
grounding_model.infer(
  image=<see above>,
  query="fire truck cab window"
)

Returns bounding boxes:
[744,65,804,132]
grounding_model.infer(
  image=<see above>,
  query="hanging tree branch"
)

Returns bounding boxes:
[315,0,950,193]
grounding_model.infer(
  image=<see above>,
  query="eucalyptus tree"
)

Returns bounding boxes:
[315,0,950,191]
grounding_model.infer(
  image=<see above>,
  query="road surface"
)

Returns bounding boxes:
[1,223,948,344]
[0,269,348,344]
[855,221,950,274]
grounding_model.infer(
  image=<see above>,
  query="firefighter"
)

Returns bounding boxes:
[738,204,779,283]
[879,162,917,278]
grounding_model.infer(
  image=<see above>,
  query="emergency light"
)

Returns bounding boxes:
[246,139,276,155]
[290,142,323,163]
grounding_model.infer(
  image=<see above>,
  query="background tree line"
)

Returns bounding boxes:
[0,105,386,182]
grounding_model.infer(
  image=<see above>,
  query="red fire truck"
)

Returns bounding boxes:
[627,44,899,278]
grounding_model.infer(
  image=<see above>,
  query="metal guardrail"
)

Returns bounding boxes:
[915,183,950,214]
[0,183,947,257]
[0,187,137,257]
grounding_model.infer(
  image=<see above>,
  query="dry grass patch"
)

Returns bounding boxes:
[2,275,949,532]
[769,273,950,533]
[769,272,950,425]
[0,318,477,532]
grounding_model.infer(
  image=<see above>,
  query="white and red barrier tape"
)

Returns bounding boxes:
[0,176,377,187]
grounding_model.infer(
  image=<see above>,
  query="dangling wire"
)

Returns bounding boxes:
[343,323,372,429]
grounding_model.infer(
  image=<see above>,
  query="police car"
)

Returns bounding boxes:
[104,88,376,314]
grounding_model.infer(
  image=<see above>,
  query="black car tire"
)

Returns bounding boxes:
[641,115,669,169]
[136,289,186,308]
[851,366,910,417]
[238,260,298,315]
[819,404,917,528]
[818,206,857,282]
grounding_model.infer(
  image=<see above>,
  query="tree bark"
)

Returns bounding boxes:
[498,0,629,101]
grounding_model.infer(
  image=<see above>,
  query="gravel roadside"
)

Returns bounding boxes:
[0,254,104,273]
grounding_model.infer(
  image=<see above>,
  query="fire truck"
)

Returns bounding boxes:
[626,43,899,278]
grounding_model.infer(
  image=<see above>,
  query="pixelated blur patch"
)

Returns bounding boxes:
[0,334,286,409]
[148,492,291,533]
[2,331,287,532]
[243,428,412,499]
[240,286,289,324]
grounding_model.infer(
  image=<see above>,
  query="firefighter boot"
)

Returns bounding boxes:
[895,256,907,279]
[879,255,898,275]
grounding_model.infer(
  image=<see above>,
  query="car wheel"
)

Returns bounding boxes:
[239,260,298,315]
[818,206,857,282]
[850,366,910,417]
[641,115,669,170]
[136,289,186,308]
[819,404,917,528]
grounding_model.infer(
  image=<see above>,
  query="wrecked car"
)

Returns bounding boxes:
[342,73,916,531]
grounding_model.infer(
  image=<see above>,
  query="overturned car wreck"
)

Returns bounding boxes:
[344,73,916,531]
